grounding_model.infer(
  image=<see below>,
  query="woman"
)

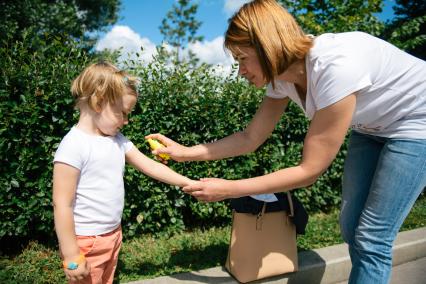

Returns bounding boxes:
[147,0,426,283]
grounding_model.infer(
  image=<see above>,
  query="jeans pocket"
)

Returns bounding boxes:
[76,235,97,255]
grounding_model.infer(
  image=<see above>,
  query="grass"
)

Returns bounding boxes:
[1,197,425,283]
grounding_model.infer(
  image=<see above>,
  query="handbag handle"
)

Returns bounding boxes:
[271,192,295,217]
[256,202,267,230]
[259,192,294,217]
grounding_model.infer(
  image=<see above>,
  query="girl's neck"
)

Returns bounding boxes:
[76,108,101,136]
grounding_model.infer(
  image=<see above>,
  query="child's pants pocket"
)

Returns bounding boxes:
[76,235,97,255]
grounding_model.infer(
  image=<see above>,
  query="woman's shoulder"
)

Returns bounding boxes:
[310,32,379,57]
[307,31,379,73]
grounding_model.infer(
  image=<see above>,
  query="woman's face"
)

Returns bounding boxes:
[234,46,266,88]
[94,93,137,136]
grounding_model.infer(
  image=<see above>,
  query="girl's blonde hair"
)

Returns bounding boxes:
[224,0,313,86]
[71,61,138,111]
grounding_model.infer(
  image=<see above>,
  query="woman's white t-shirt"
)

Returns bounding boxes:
[267,31,426,139]
[54,127,134,236]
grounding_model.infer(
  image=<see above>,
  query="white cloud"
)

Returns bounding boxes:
[188,36,233,65]
[188,36,235,76]
[223,0,252,17]
[95,26,236,76]
[95,25,157,64]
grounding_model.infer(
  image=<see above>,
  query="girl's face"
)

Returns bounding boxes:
[94,93,137,136]
[234,46,266,88]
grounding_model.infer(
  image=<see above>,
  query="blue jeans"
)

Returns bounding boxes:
[340,131,426,284]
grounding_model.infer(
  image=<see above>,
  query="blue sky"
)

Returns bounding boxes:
[96,0,396,69]
[114,0,395,45]
[115,0,233,44]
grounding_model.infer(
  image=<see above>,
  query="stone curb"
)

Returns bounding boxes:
[126,227,426,284]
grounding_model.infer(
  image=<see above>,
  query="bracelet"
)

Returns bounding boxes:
[63,253,85,270]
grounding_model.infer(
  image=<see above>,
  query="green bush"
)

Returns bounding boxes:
[0,29,90,239]
[0,34,346,241]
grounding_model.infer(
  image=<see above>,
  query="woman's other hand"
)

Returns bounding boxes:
[183,178,233,202]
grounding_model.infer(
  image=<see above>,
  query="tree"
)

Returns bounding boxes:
[0,0,121,46]
[381,0,426,59]
[159,0,204,64]
[278,0,384,36]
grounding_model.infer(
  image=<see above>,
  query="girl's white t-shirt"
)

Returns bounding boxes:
[267,31,426,139]
[54,127,134,236]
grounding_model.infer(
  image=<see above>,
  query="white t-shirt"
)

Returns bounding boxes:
[54,126,134,236]
[267,31,426,139]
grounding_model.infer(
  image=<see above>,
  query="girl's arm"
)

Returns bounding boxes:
[146,96,289,162]
[184,94,356,201]
[53,162,90,281]
[125,147,194,187]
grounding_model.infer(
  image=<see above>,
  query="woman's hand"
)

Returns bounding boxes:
[64,258,90,283]
[183,178,234,202]
[145,133,190,162]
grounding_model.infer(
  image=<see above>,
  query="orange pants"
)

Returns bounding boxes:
[73,226,122,284]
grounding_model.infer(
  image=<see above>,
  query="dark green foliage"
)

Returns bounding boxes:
[0,0,120,46]
[0,30,91,239]
[381,0,426,59]
[278,0,385,36]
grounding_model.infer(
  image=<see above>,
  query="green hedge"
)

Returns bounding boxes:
[0,30,90,239]
[0,32,346,241]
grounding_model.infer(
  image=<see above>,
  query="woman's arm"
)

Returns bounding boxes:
[53,162,90,281]
[146,96,289,162]
[184,94,356,202]
[125,147,194,187]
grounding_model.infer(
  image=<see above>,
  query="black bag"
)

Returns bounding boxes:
[230,192,308,234]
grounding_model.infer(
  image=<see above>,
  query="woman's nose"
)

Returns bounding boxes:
[238,64,247,76]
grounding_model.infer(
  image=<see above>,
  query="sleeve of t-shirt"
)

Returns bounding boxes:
[53,133,85,170]
[116,133,134,153]
[312,53,372,110]
[266,81,293,99]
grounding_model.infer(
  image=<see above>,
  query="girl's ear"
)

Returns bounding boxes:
[94,103,102,113]
[90,94,103,113]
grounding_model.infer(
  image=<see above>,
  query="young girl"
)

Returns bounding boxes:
[53,61,194,283]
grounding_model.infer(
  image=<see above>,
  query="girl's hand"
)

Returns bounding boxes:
[145,133,190,162]
[183,178,233,202]
[64,258,90,283]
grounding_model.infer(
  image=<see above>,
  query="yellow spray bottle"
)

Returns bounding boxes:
[146,138,170,160]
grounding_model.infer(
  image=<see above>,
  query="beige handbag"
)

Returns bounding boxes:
[225,192,298,283]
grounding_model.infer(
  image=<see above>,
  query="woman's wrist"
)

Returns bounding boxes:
[187,144,209,161]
